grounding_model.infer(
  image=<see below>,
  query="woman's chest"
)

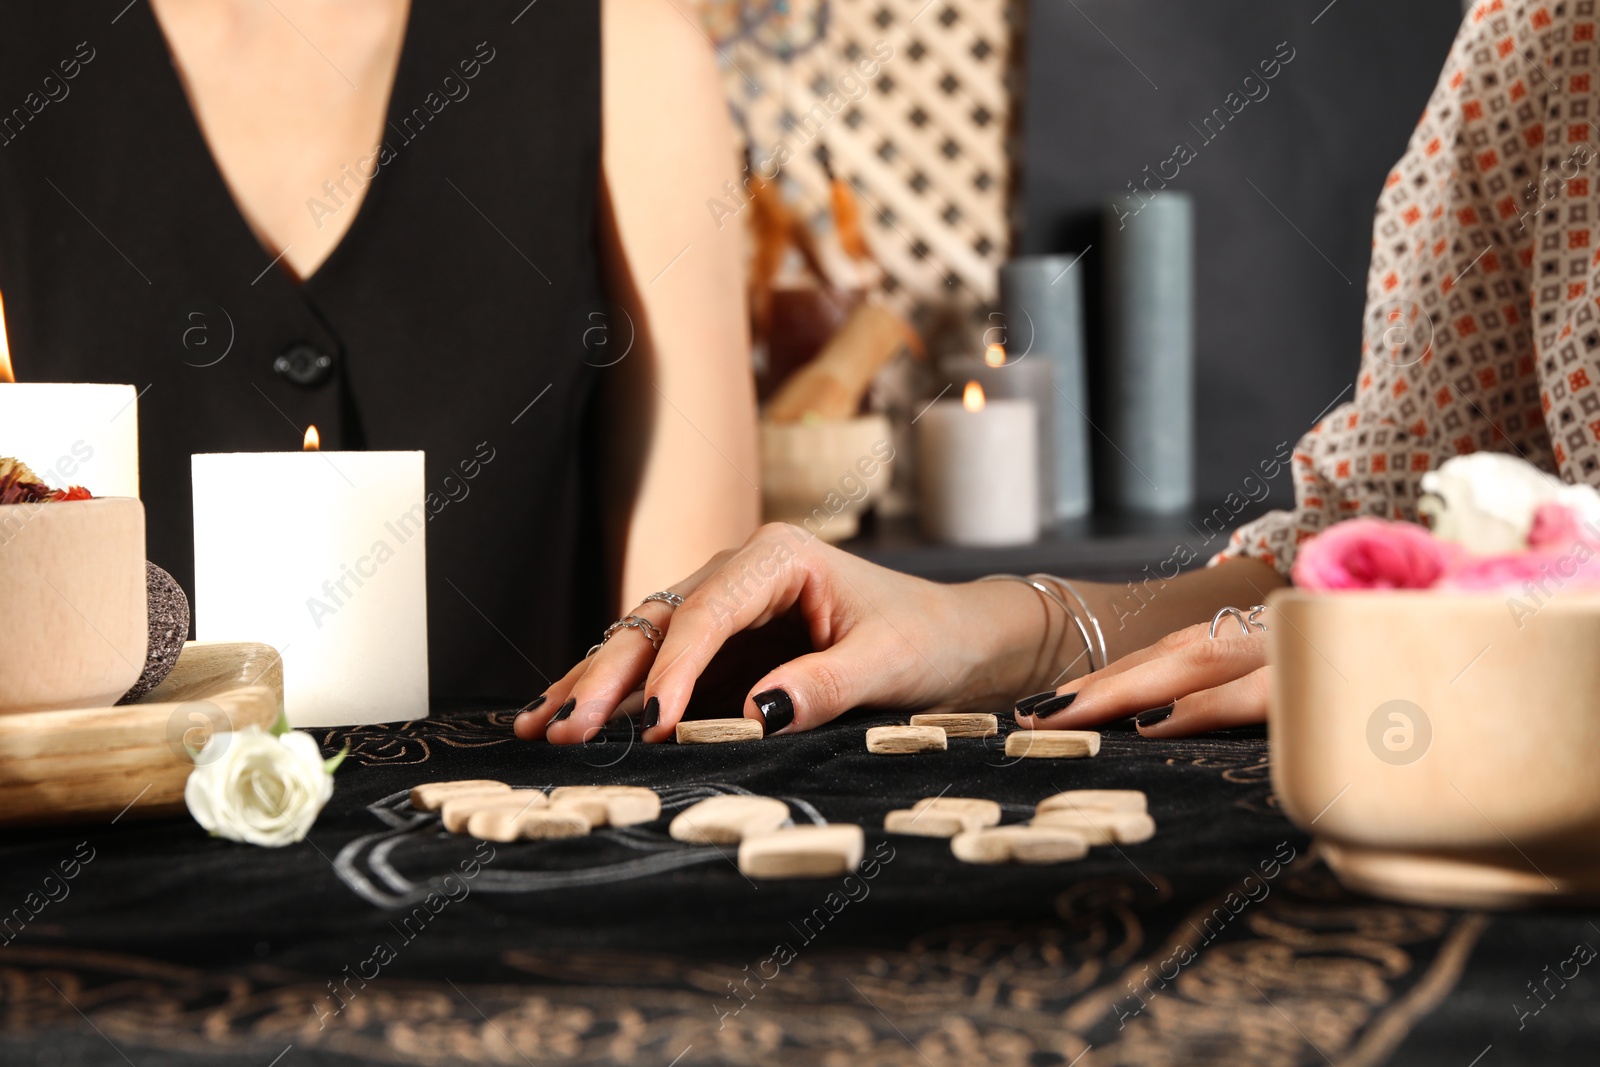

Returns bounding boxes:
[148,0,410,280]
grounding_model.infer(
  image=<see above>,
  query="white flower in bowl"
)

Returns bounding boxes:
[1418,452,1600,553]
[185,723,340,847]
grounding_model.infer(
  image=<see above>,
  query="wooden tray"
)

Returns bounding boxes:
[0,642,282,827]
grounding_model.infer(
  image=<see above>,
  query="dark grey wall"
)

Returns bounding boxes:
[1021,0,1465,505]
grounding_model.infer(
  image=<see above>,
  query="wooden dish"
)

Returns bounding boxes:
[0,641,282,827]
[0,497,148,713]
[759,414,894,542]
[1269,589,1600,908]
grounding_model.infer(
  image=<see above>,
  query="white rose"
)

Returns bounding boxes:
[1418,453,1600,553]
[185,725,335,847]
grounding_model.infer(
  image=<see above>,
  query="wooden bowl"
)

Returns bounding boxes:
[760,415,894,542]
[0,497,148,713]
[1269,588,1600,908]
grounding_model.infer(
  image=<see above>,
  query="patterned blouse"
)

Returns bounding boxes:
[1222,0,1600,574]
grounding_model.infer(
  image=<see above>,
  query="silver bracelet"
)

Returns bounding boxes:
[1034,574,1109,674]
[979,573,1100,678]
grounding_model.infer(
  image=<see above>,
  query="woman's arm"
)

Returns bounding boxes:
[597,0,760,613]
[1069,558,1286,668]
[516,523,1287,744]
[1033,1,1556,738]
[523,1,1554,746]
[1017,562,1284,737]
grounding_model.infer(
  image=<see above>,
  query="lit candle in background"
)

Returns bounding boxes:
[940,342,1055,523]
[916,380,1040,546]
[0,290,141,497]
[192,426,429,727]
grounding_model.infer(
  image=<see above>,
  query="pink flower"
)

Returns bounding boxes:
[1527,501,1586,552]
[1442,553,1564,591]
[1292,518,1458,591]
[1442,544,1600,591]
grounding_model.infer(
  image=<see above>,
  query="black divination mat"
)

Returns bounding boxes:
[0,708,1595,1066]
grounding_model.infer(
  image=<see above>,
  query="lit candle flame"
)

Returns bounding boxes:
[0,290,13,384]
[962,380,986,412]
[984,343,1006,367]
[303,425,321,452]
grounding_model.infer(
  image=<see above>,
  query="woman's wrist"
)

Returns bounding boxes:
[955,576,1090,704]
[1068,557,1288,663]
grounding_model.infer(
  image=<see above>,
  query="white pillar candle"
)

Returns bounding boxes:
[0,383,140,497]
[0,292,140,497]
[192,438,429,727]
[941,348,1057,521]
[916,381,1040,546]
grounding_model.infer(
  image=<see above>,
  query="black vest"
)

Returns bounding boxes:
[0,1,609,703]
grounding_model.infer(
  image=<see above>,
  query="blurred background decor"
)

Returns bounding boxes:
[696,0,1466,581]
[692,0,1018,534]
[692,0,1015,312]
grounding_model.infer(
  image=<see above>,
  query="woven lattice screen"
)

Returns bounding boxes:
[692,0,1017,311]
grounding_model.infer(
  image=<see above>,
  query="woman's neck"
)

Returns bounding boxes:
[148,0,410,281]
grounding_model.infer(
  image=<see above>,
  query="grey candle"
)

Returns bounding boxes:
[998,255,1092,520]
[1100,191,1194,514]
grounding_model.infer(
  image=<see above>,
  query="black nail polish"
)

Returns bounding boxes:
[520,694,547,715]
[1014,690,1059,714]
[641,697,660,730]
[1032,692,1077,719]
[1136,704,1174,728]
[551,698,575,722]
[753,689,794,734]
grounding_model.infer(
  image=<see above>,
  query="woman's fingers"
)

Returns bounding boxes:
[1137,665,1272,737]
[515,615,662,744]
[736,635,886,735]
[1014,621,1214,716]
[1093,620,1214,680]
[515,553,734,743]
[1033,631,1269,730]
[512,656,591,740]
[641,525,817,740]
[552,605,675,742]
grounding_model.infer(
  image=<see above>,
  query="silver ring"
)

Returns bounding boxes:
[641,591,685,609]
[1210,605,1270,639]
[586,614,665,657]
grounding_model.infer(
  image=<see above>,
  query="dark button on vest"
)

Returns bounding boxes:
[274,342,335,388]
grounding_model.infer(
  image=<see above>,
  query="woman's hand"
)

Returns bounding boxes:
[1015,619,1271,738]
[514,524,1064,743]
